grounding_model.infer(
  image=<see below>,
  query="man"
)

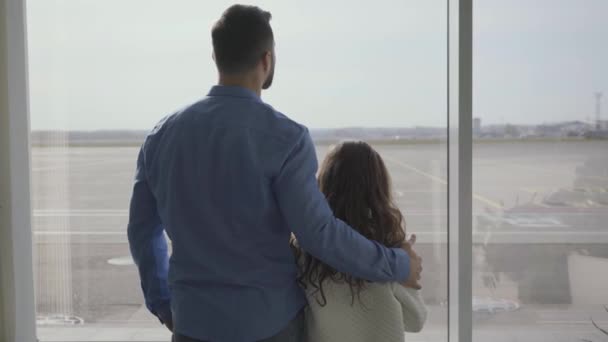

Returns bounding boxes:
[127,4,422,342]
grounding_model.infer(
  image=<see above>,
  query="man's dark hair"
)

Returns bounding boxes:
[212,5,274,74]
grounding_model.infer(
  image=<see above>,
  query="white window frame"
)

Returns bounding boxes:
[447,0,473,341]
[1,0,38,341]
[1,0,474,341]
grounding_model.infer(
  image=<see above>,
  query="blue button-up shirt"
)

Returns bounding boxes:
[127,85,410,342]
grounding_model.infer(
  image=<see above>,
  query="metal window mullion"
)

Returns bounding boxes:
[1,0,37,341]
[448,0,473,341]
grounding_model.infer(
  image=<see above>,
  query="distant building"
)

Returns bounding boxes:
[598,120,608,131]
[504,124,521,138]
[535,124,562,137]
[473,117,482,136]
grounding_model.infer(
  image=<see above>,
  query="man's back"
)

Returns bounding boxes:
[141,86,306,341]
[128,5,417,342]
[129,86,412,342]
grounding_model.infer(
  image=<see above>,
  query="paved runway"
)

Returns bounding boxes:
[32,141,608,241]
[31,140,608,340]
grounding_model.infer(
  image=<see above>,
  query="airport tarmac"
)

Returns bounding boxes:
[31,140,608,341]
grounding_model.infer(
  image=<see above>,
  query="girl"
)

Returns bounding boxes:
[292,141,427,342]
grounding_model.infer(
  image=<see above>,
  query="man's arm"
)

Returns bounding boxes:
[127,147,172,328]
[273,130,410,282]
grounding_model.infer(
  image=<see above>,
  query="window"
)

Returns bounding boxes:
[27,1,449,340]
[472,1,608,340]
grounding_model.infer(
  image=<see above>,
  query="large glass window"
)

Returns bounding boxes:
[27,1,449,340]
[473,1,608,340]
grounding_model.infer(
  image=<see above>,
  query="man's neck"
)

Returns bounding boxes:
[218,75,262,97]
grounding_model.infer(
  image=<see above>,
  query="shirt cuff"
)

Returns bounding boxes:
[391,247,411,282]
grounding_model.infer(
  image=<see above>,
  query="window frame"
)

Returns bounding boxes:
[1,0,474,340]
[447,0,473,341]
[1,0,38,341]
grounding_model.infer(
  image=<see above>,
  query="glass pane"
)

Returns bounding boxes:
[473,1,608,341]
[28,1,448,340]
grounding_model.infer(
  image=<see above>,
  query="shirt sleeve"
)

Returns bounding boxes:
[272,130,410,282]
[127,147,171,322]
[391,283,428,332]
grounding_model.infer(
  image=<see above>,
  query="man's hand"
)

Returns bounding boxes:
[162,317,174,333]
[401,234,423,290]
[157,307,174,333]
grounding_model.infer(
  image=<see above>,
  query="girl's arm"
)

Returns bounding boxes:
[391,283,428,333]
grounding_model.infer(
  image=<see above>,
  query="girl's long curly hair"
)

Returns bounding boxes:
[291,141,406,306]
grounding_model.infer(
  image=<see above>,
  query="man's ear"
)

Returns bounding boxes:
[262,51,272,72]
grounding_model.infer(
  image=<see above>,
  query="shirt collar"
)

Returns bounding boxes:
[207,85,262,103]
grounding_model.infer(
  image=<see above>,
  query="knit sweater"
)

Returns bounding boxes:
[304,280,427,342]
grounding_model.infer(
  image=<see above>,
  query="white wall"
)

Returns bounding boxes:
[0,0,37,341]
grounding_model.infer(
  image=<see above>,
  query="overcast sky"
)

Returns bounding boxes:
[26,0,608,130]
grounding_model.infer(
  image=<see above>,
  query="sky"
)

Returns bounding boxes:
[26,0,608,130]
